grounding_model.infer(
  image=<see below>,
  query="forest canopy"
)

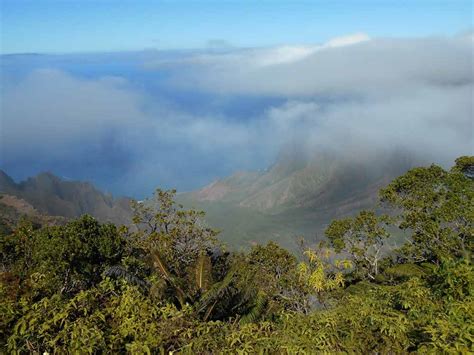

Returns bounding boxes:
[1,157,473,353]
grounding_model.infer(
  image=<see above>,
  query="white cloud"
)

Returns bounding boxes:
[323,32,370,48]
[1,69,147,158]
[160,34,472,98]
[2,32,472,195]
[152,33,473,165]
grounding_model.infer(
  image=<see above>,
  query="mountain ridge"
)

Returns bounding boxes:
[0,170,133,225]
[179,150,418,249]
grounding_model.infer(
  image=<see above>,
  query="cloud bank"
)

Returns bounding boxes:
[156,33,473,160]
[1,33,472,196]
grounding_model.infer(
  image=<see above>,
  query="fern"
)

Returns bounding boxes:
[150,250,187,307]
[195,253,212,292]
[195,268,236,315]
[239,291,268,324]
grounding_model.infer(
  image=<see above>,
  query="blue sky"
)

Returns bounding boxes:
[1,0,472,54]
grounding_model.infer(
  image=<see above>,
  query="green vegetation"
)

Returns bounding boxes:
[1,157,473,353]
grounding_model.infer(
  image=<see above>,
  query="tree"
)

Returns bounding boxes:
[1,215,125,299]
[131,189,219,276]
[325,210,390,280]
[296,242,349,309]
[380,159,473,263]
[451,155,474,178]
[232,242,302,319]
[128,189,239,319]
[3,158,473,353]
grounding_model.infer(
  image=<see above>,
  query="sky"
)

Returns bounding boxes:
[0,1,473,198]
[1,0,473,54]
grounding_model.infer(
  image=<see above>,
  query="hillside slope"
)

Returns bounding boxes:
[0,170,133,225]
[179,151,416,249]
[0,194,67,234]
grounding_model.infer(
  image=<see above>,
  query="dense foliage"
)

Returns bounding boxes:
[1,157,473,353]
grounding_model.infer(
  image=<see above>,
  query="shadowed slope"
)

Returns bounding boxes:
[0,171,132,225]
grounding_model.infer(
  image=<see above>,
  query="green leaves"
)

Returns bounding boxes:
[380,160,474,263]
[195,253,213,292]
[325,210,390,280]
[2,157,473,353]
[131,189,219,285]
[239,291,268,324]
[297,246,345,306]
